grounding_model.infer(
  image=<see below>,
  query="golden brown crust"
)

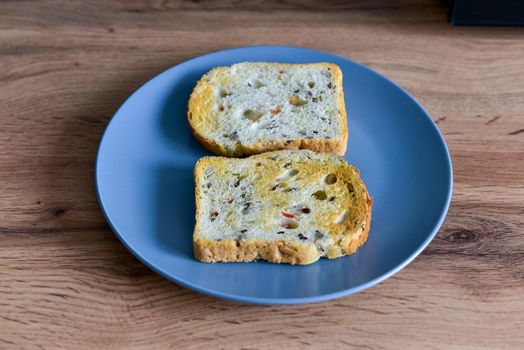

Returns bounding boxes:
[187,66,230,156]
[193,238,320,265]
[187,63,348,157]
[344,189,372,255]
[331,63,348,155]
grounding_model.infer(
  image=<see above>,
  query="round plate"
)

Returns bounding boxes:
[96,46,452,304]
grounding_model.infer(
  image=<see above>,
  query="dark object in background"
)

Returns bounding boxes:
[450,0,524,26]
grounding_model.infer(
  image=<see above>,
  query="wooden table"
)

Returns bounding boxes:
[1,1,523,348]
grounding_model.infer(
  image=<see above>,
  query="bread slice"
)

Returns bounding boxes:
[193,150,372,265]
[187,62,348,157]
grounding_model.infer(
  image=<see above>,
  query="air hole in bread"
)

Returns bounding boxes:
[289,95,308,107]
[336,210,349,224]
[252,120,272,131]
[277,168,299,180]
[218,88,230,98]
[243,109,263,122]
[347,182,355,193]
[325,174,337,185]
[289,169,299,176]
[254,80,265,88]
[312,190,327,200]
[308,81,315,88]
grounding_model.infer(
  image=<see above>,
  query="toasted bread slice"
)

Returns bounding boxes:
[193,150,371,265]
[188,62,348,157]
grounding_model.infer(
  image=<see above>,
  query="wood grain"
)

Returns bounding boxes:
[1,0,523,349]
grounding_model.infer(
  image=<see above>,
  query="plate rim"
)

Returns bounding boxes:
[95,45,453,305]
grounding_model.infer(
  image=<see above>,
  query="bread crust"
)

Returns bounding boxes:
[187,63,348,157]
[193,151,372,265]
[193,237,321,265]
[344,186,372,256]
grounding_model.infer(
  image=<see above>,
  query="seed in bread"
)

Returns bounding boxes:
[193,150,372,265]
[187,62,348,157]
